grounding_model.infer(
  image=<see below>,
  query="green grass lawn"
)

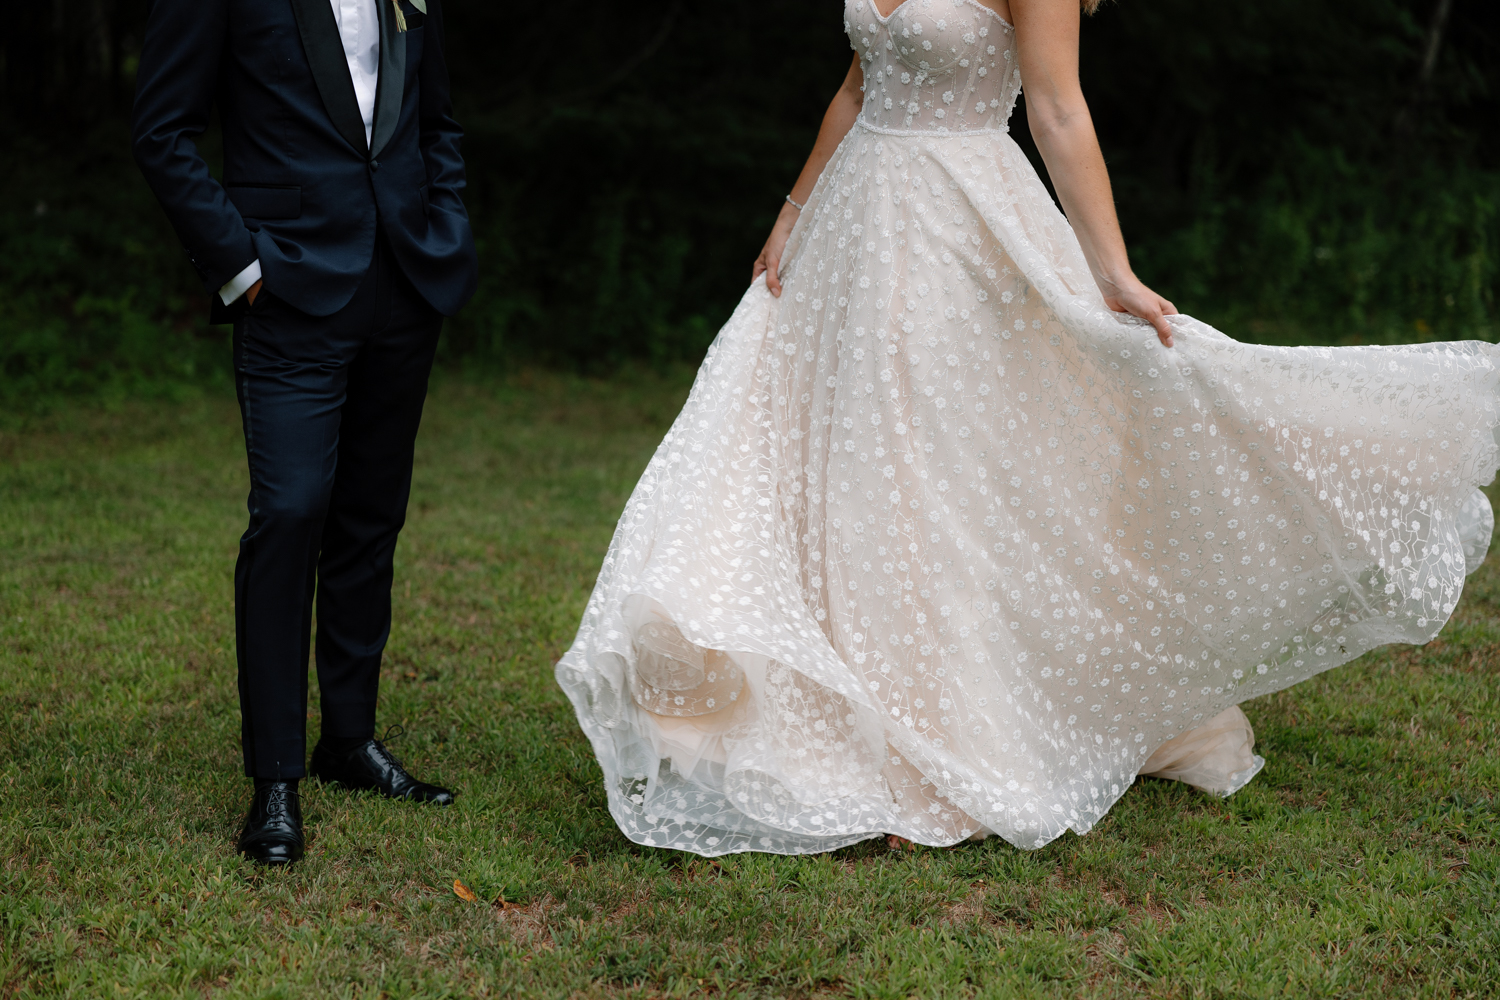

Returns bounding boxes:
[1,370,1497,999]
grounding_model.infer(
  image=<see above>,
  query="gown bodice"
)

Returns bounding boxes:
[845,0,1023,135]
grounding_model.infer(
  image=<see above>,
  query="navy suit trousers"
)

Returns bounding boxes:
[232,235,440,779]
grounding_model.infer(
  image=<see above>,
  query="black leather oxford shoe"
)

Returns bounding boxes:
[237,779,305,866]
[310,734,455,806]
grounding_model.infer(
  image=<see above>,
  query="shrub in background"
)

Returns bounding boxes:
[0,131,230,407]
[1,0,1496,399]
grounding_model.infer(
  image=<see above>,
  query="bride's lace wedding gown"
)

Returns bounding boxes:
[556,0,1500,854]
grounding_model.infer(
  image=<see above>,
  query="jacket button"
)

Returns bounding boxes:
[370,160,380,172]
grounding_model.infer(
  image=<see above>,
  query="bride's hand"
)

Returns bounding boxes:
[1100,273,1178,348]
[753,203,802,298]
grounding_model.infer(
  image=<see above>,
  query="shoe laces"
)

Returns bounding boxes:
[263,781,298,812]
[370,724,409,772]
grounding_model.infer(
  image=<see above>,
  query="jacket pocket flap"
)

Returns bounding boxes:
[228,185,302,220]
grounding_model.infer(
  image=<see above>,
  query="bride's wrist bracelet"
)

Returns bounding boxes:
[785,194,805,212]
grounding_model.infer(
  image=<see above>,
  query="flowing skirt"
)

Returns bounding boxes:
[556,122,1500,855]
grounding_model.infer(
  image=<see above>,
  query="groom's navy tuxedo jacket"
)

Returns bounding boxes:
[132,0,477,320]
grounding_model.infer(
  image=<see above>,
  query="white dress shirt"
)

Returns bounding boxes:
[220,0,381,305]
[332,0,381,148]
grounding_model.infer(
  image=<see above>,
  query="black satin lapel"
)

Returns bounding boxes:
[369,0,407,160]
[289,0,369,155]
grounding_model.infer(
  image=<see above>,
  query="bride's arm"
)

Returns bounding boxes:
[1012,0,1178,347]
[753,55,865,298]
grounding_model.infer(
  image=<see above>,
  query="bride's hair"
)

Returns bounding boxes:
[1082,0,1106,12]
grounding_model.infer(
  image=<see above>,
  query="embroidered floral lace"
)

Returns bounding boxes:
[555,0,1500,855]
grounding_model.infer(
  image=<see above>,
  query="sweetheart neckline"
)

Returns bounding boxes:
[867,0,1014,31]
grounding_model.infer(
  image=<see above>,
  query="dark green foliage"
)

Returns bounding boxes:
[1081,0,1500,343]
[1,0,1497,394]
[0,131,231,406]
[456,0,1500,362]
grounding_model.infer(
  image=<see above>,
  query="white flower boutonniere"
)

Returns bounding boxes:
[391,0,426,32]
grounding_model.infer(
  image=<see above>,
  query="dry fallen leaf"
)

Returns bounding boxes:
[452,879,478,903]
[493,896,525,911]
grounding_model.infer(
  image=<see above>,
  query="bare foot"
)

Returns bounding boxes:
[886,834,915,851]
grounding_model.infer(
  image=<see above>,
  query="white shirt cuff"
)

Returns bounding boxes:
[218,259,263,305]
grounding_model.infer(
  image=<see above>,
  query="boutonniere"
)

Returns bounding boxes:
[390,0,426,32]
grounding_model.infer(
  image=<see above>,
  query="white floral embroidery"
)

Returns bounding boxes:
[555,0,1500,859]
